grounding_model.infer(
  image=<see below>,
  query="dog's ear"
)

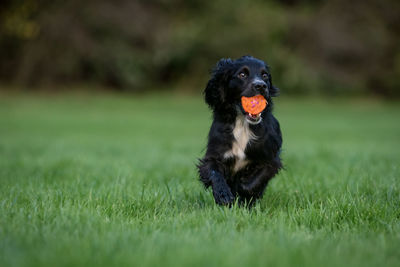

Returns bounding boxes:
[204,58,233,109]
[267,73,280,97]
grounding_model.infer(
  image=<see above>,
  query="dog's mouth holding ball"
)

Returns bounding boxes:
[241,95,267,125]
[245,112,262,124]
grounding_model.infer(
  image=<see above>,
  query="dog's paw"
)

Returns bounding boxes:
[212,185,235,206]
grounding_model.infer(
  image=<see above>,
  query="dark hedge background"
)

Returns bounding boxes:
[1,0,399,96]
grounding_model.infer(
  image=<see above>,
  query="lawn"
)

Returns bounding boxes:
[0,92,399,267]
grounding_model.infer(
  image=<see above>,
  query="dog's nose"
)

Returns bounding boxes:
[252,80,267,91]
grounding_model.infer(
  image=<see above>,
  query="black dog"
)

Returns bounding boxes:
[197,56,282,206]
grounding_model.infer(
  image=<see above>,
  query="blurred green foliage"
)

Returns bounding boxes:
[0,0,399,96]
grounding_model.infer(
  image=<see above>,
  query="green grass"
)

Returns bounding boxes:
[0,92,399,267]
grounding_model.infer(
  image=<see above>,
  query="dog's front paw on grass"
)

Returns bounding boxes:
[212,185,235,206]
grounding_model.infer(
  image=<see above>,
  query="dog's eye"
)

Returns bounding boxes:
[238,72,247,79]
[262,73,268,80]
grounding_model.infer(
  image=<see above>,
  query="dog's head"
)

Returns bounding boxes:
[204,56,279,124]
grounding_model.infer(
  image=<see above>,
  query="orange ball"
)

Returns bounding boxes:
[241,95,267,115]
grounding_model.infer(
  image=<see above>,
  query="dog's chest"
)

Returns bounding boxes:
[224,117,256,172]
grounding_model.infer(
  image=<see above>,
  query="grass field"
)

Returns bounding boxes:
[0,92,399,267]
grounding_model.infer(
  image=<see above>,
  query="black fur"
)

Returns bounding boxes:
[197,56,282,206]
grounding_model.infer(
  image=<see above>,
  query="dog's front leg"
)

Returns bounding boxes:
[238,162,281,203]
[198,160,234,206]
[209,170,235,206]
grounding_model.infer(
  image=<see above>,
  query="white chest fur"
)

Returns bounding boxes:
[224,116,257,172]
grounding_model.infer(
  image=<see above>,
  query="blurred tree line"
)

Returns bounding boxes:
[0,0,399,96]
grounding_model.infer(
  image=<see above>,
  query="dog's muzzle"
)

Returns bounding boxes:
[245,112,262,124]
[237,105,263,125]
